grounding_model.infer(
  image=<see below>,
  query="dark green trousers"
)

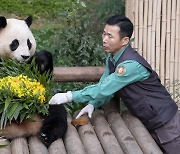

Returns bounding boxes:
[150,111,180,154]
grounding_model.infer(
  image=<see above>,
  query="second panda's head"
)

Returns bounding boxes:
[0,16,36,61]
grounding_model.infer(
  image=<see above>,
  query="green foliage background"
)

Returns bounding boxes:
[0,0,125,115]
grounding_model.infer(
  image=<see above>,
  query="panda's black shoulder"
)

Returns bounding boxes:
[48,104,67,119]
[35,50,53,60]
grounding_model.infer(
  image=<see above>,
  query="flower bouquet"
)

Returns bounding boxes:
[0,58,54,128]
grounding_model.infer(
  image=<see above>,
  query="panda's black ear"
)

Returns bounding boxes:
[0,16,7,28]
[25,15,33,27]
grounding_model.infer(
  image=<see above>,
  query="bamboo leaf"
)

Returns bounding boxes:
[13,104,23,120]
[7,103,19,120]
[20,112,26,123]
[23,103,29,109]
[4,98,11,111]
[0,111,6,128]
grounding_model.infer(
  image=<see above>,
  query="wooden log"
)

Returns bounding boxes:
[48,139,67,154]
[28,136,48,154]
[104,99,143,154]
[53,66,105,82]
[11,137,29,154]
[91,110,124,154]
[122,111,163,154]
[106,111,143,154]
[77,123,105,154]
[0,138,11,154]
[64,116,86,154]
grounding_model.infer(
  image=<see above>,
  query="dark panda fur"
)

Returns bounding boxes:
[39,104,67,146]
[34,50,53,74]
[0,16,68,147]
[28,50,53,75]
[32,50,68,146]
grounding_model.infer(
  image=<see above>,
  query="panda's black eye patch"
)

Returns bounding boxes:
[10,39,19,51]
[27,39,32,50]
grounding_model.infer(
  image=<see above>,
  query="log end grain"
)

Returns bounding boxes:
[71,116,89,127]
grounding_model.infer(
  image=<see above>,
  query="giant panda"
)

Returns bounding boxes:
[0,16,67,147]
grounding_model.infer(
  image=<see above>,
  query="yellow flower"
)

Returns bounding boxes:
[0,74,46,103]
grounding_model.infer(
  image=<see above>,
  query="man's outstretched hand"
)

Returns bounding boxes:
[76,104,94,119]
[49,91,72,105]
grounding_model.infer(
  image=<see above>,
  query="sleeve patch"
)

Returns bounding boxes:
[116,66,126,76]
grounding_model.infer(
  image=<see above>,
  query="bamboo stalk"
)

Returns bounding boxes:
[138,0,144,56]
[125,0,135,47]
[131,0,135,48]
[134,0,139,50]
[143,0,148,59]
[155,0,162,76]
[151,0,157,70]
[174,0,180,102]
[125,0,130,18]
[179,5,180,103]
[125,0,135,23]
[160,0,167,85]
[175,1,180,80]
[147,0,153,63]
[165,0,172,88]
[169,0,176,97]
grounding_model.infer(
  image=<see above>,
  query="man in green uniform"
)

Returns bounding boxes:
[49,15,180,153]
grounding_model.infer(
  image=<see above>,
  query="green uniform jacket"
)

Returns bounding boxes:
[72,44,150,108]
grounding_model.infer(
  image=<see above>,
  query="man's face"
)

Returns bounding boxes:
[102,24,128,55]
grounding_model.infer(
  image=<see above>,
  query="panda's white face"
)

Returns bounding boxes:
[0,18,36,61]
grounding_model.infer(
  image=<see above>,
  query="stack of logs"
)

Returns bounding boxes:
[0,67,163,153]
[0,99,163,154]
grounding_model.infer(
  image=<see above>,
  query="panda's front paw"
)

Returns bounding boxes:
[38,132,54,147]
[40,132,48,142]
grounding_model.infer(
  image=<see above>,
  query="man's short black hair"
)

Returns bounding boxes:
[105,15,133,39]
